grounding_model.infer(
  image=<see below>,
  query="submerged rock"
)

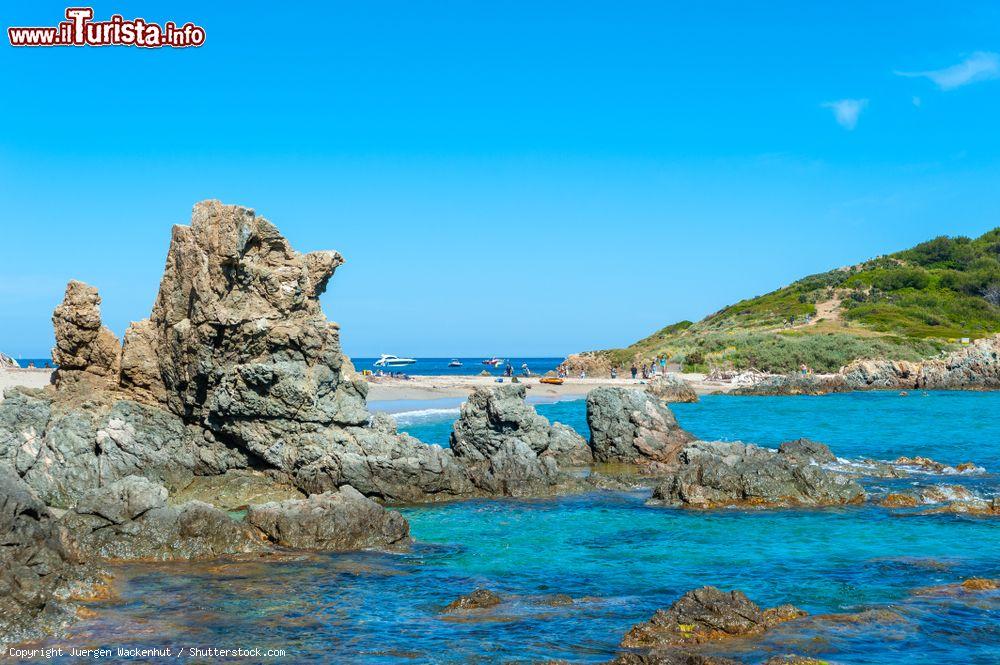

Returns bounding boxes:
[587,388,694,464]
[610,654,740,664]
[646,374,699,403]
[651,441,864,509]
[620,586,805,649]
[443,588,502,612]
[246,485,410,550]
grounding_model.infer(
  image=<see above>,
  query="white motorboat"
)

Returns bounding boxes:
[448,359,462,367]
[374,354,417,367]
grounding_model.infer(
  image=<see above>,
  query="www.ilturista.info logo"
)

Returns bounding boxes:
[8,7,205,48]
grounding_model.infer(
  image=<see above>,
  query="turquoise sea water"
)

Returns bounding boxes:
[23,393,1000,663]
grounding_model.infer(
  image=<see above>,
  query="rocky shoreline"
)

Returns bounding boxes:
[2,201,996,650]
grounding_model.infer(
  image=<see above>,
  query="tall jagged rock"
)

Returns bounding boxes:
[119,200,368,468]
[586,387,694,464]
[51,281,121,390]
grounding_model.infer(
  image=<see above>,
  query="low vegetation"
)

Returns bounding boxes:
[586,229,1000,373]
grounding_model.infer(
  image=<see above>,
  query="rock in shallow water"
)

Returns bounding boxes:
[646,374,699,403]
[442,588,502,612]
[651,441,864,509]
[451,384,592,466]
[620,586,805,649]
[587,388,694,464]
[246,485,410,550]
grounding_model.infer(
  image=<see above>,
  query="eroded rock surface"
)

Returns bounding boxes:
[587,388,694,464]
[442,588,502,612]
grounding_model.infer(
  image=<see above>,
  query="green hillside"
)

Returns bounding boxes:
[588,229,1000,373]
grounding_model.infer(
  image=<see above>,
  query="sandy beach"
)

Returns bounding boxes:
[363,372,729,402]
[0,368,53,400]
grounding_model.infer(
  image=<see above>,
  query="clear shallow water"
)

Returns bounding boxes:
[25,392,1000,664]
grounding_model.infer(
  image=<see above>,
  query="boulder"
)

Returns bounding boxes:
[50,281,121,390]
[651,441,864,508]
[620,586,805,649]
[647,374,699,403]
[450,384,592,466]
[246,485,410,550]
[587,388,694,464]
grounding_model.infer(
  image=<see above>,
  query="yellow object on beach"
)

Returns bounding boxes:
[539,377,564,385]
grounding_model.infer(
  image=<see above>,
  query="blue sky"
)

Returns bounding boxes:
[2,1,1000,357]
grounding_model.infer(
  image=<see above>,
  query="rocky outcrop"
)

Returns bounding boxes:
[587,388,695,464]
[620,586,805,649]
[843,336,1000,390]
[51,281,121,390]
[246,485,410,550]
[651,440,864,508]
[451,385,592,466]
[3,201,577,510]
[647,374,699,403]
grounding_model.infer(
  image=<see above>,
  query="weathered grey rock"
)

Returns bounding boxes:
[0,388,246,507]
[587,388,694,464]
[51,281,121,390]
[651,441,864,508]
[58,476,265,561]
[777,438,837,465]
[451,385,591,466]
[246,485,409,550]
[647,374,699,403]
[620,586,805,649]
[0,466,106,647]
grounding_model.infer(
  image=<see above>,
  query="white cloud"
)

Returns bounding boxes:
[822,98,868,130]
[896,51,1000,90]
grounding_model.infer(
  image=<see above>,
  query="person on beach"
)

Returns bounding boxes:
[610,367,618,379]
[659,355,667,376]
[630,364,637,380]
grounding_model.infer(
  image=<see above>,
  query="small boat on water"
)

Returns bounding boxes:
[482,357,504,367]
[374,354,417,367]
[448,359,462,367]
